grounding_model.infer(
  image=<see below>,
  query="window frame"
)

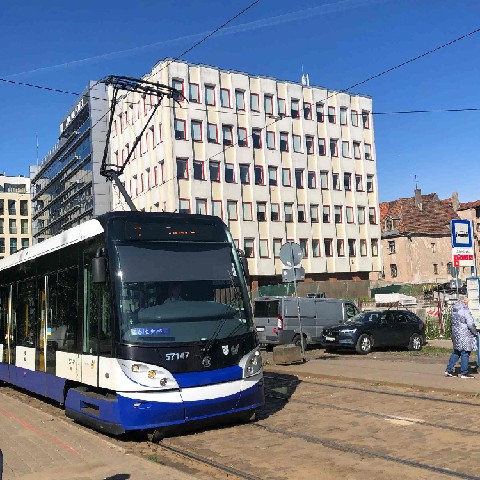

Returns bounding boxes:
[293,134,302,153]
[207,122,218,143]
[176,157,189,180]
[220,88,231,108]
[264,94,274,115]
[242,202,253,221]
[254,165,264,185]
[227,200,238,221]
[330,138,338,157]
[303,102,312,120]
[291,98,300,119]
[271,203,280,222]
[256,202,267,222]
[235,89,245,111]
[351,110,359,127]
[205,84,216,106]
[252,128,262,149]
[222,124,234,146]
[268,166,278,186]
[346,206,354,223]
[316,102,324,122]
[189,83,200,103]
[310,204,319,223]
[334,205,343,224]
[237,127,248,147]
[239,164,250,184]
[328,106,336,124]
[174,118,187,140]
[209,161,221,182]
[225,163,235,183]
[191,120,203,142]
[322,205,331,223]
[250,93,260,112]
[280,132,289,152]
[340,107,348,126]
[282,168,291,187]
[193,160,205,180]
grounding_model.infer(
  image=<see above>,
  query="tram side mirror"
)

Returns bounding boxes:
[92,254,107,283]
[237,249,250,284]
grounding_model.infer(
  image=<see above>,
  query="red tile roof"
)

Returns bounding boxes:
[458,200,480,210]
[380,193,459,235]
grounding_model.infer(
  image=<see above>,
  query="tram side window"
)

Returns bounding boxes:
[84,267,111,356]
[15,279,37,348]
[50,268,79,353]
[0,286,8,362]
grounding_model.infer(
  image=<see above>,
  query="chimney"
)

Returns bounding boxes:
[452,191,459,211]
[414,188,422,210]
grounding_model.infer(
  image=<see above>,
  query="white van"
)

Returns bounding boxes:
[253,296,359,347]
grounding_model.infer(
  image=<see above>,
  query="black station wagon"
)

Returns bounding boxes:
[321,310,425,354]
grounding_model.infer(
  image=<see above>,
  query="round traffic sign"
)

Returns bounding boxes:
[279,242,303,267]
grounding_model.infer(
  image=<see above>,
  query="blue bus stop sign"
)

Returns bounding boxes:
[451,219,473,248]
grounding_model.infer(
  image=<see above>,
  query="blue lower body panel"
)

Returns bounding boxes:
[0,363,65,403]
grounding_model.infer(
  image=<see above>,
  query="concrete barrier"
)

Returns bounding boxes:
[273,344,303,365]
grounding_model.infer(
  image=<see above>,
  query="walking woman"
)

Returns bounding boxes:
[445,296,478,378]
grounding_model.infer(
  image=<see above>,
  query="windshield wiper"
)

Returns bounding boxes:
[202,316,230,357]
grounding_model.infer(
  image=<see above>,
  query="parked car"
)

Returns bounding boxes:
[254,296,359,348]
[321,309,425,354]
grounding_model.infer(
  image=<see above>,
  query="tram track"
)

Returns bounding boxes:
[264,373,480,407]
[264,389,480,436]
[152,440,262,480]
[253,422,480,480]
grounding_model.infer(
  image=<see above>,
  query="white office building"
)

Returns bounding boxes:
[109,59,382,285]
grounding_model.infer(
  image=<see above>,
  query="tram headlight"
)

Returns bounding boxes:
[131,364,141,373]
[243,349,262,378]
[159,378,168,387]
[147,370,157,379]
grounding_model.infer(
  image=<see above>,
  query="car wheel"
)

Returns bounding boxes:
[408,333,423,351]
[292,335,306,349]
[355,334,372,354]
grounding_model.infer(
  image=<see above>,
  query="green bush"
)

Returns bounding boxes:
[425,305,452,340]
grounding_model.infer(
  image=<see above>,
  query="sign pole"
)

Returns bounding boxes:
[291,252,306,361]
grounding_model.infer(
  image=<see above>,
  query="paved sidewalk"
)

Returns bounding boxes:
[0,392,198,480]
[266,348,480,395]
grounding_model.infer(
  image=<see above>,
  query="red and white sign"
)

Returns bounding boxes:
[452,247,475,267]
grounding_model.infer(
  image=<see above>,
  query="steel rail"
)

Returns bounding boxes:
[254,423,480,480]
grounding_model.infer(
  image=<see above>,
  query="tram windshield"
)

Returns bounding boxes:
[113,242,253,345]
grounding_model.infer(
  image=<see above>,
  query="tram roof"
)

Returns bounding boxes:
[0,219,104,273]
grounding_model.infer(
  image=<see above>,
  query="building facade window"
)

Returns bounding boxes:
[222,125,233,145]
[273,238,282,257]
[330,139,338,157]
[257,202,267,222]
[357,206,365,224]
[298,204,306,223]
[278,98,286,116]
[176,158,188,179]
[254,166,264,185]
[348,239,356,257]
[205,85,216,105]
[212,200,222,218]
[323,205,330,223]
[316,103,324,122]
[337,239,345,257]
[310,204,319,223]
[328,106,336,123]
[355,174,363,191]
[351,110,358,126]
[371,239,379,256]
[320,171,328,189]
[268,166,278,186]
[282,168,291,186]
[207,123,218,143]
[266,131,275,149]
[362,110,370,129]
[360,239,367,256]
[271,203,280,221]
[332,173,340,190]
[259,239,269,258]
[243,202,252,221]
[291,99,299,118]
[189,83,200,102]
[353,141,361,159]
[293,135,302,153]
[295,169,304,189]
[284,203,294,223]
[191,120,202,141]
[250,93,260,112]
[306,135,314,155]
[220,88,230,107]
[238,127,248,147]
[365,143,372,160]
[225,163,235,183]
[312,239,320,257]
[239,164,250,184]
[252,129,262,148]
[264,94,273,115]
[346,206,354,223]
[342,141,350,157]
[193,160,205,180]
[280,132,289,152]
[307,171,316,189]
[334,205,342,224]
[324,238,333,257]
[344,173,352,191]
[390,264,398,278]
[303,102,312,120]
[244,238,254,258]
[179,199,190,214]
[369,207,377,224]
[209,161,220,182]
[318,138,326,156]
[235,89,245,110]
[367,174,374,192]
[174,119,186,140]
[227,200,238,220]
[388,240,396,254]
[340,107,348,125]
[196,198,207,215]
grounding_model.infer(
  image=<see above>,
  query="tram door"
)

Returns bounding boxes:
[37,277,47,373]
[0,286,10,380]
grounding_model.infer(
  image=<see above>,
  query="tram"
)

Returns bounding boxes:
[0,212,264,437]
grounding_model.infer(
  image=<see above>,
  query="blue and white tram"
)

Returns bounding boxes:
[0,212,264,435]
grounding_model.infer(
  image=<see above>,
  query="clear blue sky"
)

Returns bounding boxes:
[1,0,479,203]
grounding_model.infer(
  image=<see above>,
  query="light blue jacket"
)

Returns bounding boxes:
[451,301,477,352]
